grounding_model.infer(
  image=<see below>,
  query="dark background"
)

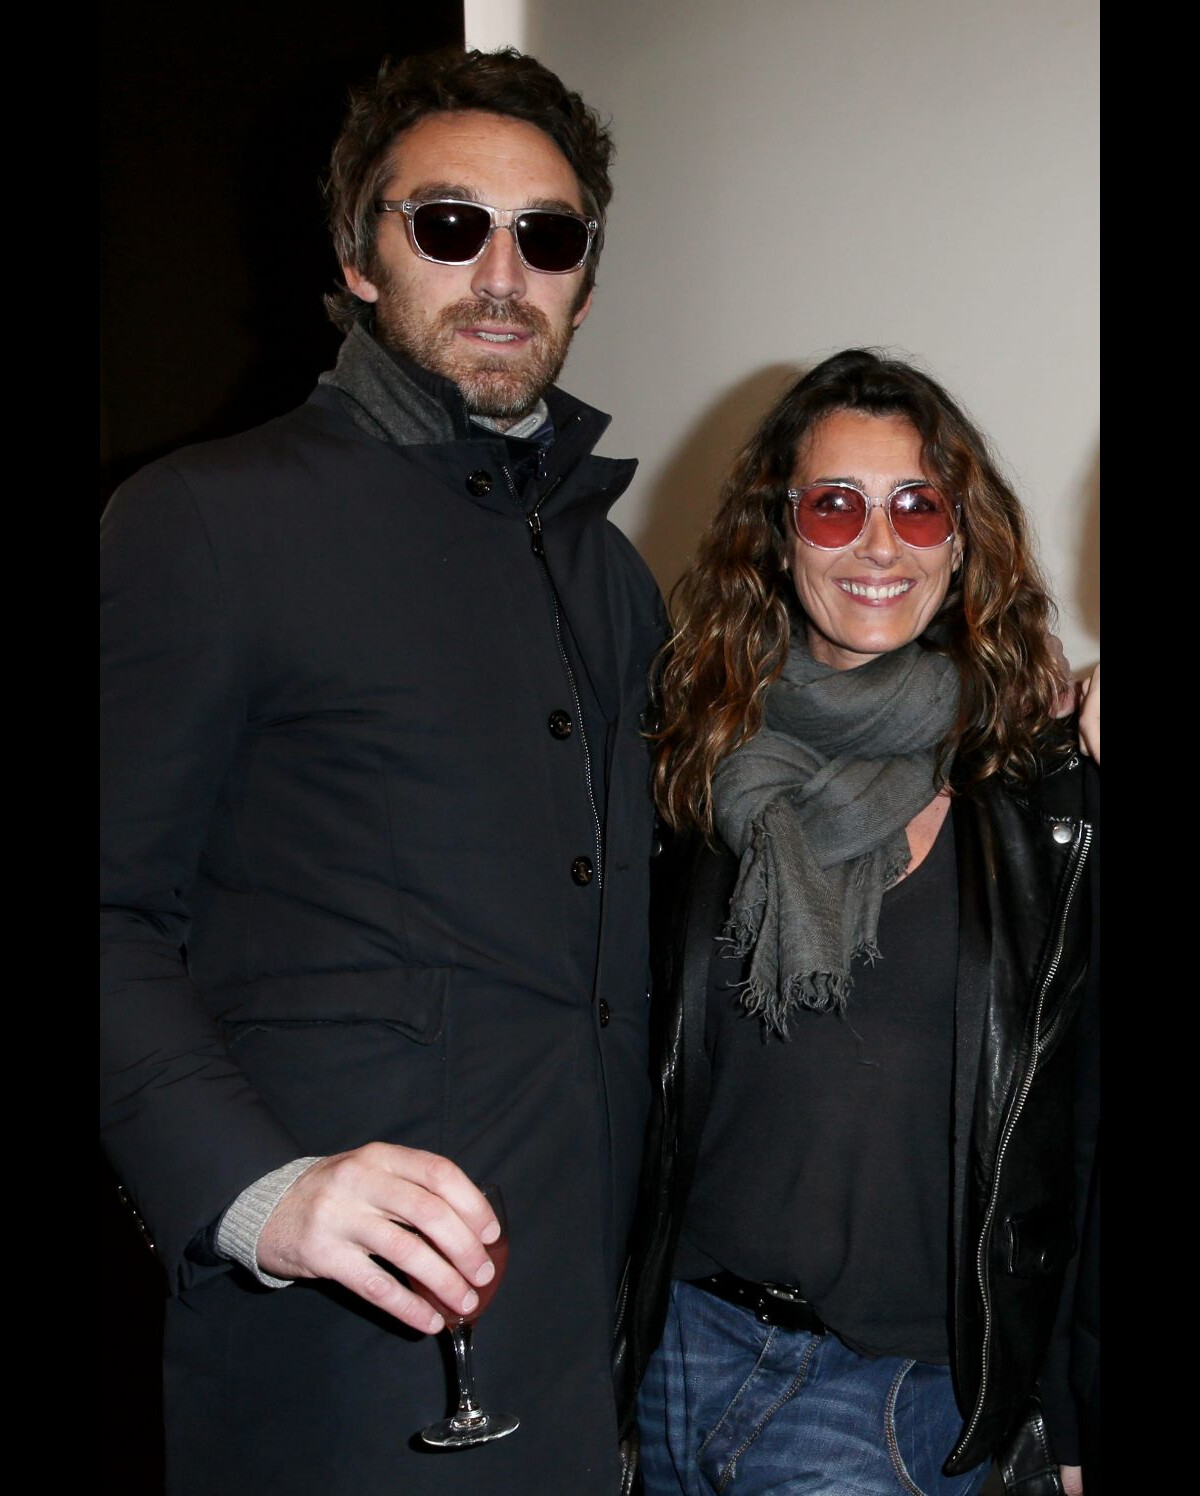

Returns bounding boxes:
[101,2,464,506]
[101,6,463,1486]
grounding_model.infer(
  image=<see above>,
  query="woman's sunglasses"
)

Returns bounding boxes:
[787,482,960,550]
[377,198,598,274]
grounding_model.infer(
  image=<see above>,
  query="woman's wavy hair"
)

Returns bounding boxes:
[323,46,614,331]
[652,348,1068,836]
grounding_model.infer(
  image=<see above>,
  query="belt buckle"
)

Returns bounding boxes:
[757,1280,823,1334]
[761,1281,806,1306]
[753,1281,800,1325]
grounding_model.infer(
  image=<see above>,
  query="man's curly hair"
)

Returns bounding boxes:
[323,46,615,331]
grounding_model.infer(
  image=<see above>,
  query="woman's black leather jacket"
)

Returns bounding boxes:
[614,747,1099,1495]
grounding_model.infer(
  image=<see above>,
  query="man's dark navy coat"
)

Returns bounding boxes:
[100,350,665,1495]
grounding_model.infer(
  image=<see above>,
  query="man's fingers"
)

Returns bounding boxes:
[376,1145,501,1244]
[362,1215,490,1320]
[334,1245,447,1335]
[256,1143,503,1331]
[350,1146,498,1286]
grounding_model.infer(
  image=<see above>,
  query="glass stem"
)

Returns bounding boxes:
[449,1323,486,1425]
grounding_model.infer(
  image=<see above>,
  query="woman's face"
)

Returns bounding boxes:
[786,409,960,671]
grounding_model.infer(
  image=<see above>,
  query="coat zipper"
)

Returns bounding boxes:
[505,466,604,889]
[954,822,1093,1457]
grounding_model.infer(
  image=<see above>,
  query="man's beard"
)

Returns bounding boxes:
[371,288,577,424]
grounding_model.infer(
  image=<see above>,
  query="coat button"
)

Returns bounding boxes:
[466,469,493,496]
[548,709,573,739]
[571,856,594,885]
[598,999,610,1027]
[1051,823,1073,845]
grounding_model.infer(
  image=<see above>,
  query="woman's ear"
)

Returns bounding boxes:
[951,544,963,574]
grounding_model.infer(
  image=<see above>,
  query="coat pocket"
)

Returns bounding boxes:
[213,965,448,1041]
[220,968,453,1153]
[1004,1203,1076,1278]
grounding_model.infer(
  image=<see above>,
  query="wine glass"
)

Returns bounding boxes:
[419,1183,520,1449]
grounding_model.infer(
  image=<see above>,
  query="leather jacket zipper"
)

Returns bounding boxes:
[505,467,604,889]
[953,821,1093,1458]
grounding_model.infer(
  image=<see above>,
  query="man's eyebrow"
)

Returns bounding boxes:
[402,183,477,203]
[527,196,586,215]
[400,184,584,214]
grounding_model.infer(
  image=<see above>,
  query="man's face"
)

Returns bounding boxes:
[343,111,594,428]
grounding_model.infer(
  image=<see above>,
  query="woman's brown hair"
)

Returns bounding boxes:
[652,348,1068,836]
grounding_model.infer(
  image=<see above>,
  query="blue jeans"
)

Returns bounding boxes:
[637,1280,993,1496]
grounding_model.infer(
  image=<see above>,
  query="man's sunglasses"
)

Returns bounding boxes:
[786,482,960,550]
[377,198,598,274]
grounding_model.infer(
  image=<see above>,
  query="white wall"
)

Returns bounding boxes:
[466,1,1099,670]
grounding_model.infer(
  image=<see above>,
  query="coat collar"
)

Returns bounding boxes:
[317,323,616,458]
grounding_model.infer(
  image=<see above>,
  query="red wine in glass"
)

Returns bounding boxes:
[419,1184,519,1448]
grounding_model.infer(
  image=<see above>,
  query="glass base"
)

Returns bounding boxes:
[420,1409,520,1449]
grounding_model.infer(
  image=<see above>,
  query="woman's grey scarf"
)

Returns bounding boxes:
[712,632,960,1034]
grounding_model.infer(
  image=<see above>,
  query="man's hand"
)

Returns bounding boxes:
[1077,663,1099,763]
[1060,1464,1083,1495]
[256,1144,502,1334]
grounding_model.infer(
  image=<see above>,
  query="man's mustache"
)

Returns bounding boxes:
[436,299,551,337]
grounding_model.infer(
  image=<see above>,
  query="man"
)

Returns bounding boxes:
[101,46,665,1495]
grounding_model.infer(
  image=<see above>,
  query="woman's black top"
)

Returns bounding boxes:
[673,811,958,1363]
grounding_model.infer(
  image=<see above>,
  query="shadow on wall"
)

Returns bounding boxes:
[630,364,804,601]
[1072,446,1100,670]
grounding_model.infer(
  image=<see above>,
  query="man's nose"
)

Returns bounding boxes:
[470,225,527,302]
[852,502,902,563]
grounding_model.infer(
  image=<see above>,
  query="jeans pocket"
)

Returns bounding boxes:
[886,1359,990,1496]
[696,1328,821,1495]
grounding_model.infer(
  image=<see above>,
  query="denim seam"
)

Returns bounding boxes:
[695,1322,776,1472]
[710,1329,822,1495]
[885,1358,928,1496]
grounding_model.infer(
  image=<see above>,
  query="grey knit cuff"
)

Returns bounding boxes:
[215,1157,323,1288]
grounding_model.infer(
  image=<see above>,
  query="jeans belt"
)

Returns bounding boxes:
[689,1271,828,1335]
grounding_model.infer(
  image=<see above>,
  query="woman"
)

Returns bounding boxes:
[615,350,1099,1496]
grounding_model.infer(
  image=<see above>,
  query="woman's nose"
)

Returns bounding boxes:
[852,501,902,563]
